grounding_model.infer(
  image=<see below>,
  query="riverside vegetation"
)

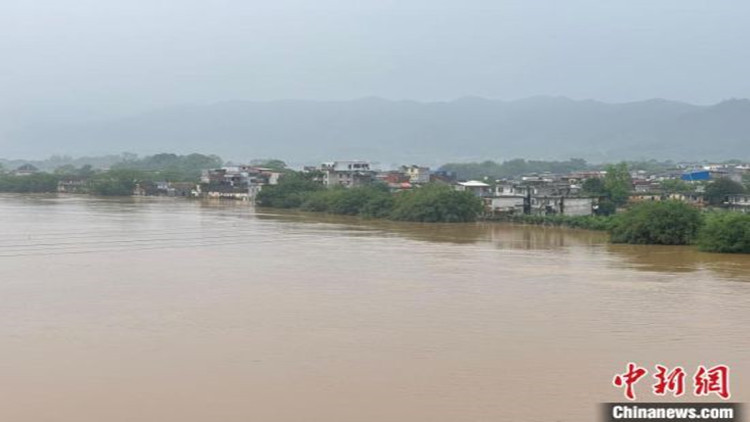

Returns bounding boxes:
[255,173,484,223]
[0,153,223,195]
[3,155,750,253]
[256,172,750,254]
[503,201,750,254]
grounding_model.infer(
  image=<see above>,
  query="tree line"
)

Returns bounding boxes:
[255,173,484,223]
[0,153,224,195]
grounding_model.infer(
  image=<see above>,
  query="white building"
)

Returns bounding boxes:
[321,161,375,187]
[401,165,431,184]
[455,180,491,197]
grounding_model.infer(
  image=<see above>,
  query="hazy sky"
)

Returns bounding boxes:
[2,0,749,121]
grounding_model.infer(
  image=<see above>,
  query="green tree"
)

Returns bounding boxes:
[90,169,149,196]
[659,179,690,194]
[255,172,324,208]
[0,173,60,193]
[54,164,78,175]
[111,153,222,181]
[581,178,605,196]
[300,184,394,217]
[699,212,750,253]
[439,158,589,180]
[704,178,745,206]
[610,200,703,245]
[250,159,288,171]
[390,184,484,222]
[603,162,632,206]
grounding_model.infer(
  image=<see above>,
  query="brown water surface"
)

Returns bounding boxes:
[1,194,749,421]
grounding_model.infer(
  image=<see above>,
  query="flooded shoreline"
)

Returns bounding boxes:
[1,194,749,422]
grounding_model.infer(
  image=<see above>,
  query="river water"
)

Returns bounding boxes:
[1,194,749,422]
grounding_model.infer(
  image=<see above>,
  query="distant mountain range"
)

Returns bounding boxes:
[3,96,750,165]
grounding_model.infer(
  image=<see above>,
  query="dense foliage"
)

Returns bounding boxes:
[255,172,325,208]
[389,184,484,222]
[439,159,589,181]
[490,214,615,231]
[610,201,703,245]
[703,178,745,206]
[581,162,633,215]
[54,164,96,177]
[111,153,223,181]
[300,184,394,218]
[0,173,60,193]
[249,159,288,171]
[89,169,149,196]
[698,212,750,253]
[257,174,484,222]
[659,179,691,193]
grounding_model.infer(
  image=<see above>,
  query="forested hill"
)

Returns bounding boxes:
[3,96,750,164]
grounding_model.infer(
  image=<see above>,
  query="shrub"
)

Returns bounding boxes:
[698,212,750,253]
[492,214,615,231]
[300,185,393,217]
[390,184,484,222]
[256,173,324,208]
[0,173,60,193]
[610,200,703,245]
[89,169,149,196]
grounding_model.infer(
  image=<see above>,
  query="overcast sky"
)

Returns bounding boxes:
[2,0,749,122]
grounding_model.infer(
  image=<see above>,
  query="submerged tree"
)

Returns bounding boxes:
[390,184,484,223]
[610,200,703,245]
[699,212,750,253]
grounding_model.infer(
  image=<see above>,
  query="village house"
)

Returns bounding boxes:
[430,170,457,184]
[727,194,750,212]
[320,161,375,187]
[633,179,661,193]
[400,165,431,184]
[57,176,89,193]
[375,170,412,191]
[200,165,282,200]
[666,192,705,206]
[489,194,594,216]
[12,164,39,176]
[154,181,197,197]
[455,180,491,197]
[628,193,664,203]
[490,195,526,214]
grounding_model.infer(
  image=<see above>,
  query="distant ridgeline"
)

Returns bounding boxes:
[6,97,750,162]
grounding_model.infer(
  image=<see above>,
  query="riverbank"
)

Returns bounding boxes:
[481,213,615,231]
[487,202,750,255]
[259,188,750,255]
[255,176,485,223]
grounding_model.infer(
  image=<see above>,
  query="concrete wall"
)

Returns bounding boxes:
[491,196,525,212]
[562,197,594,216]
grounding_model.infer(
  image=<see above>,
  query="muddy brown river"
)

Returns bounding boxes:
[1,194,749,421]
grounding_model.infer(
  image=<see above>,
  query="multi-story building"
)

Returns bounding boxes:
[320,161,375,187]
[400,165,431,184]
[200,165,283,200]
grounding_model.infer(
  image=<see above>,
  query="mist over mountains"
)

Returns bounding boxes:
[3,96,750,165]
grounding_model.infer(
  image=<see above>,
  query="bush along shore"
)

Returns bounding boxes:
[484,214,616,231]
[255,173,484,223]
[494,200,750,254]
[257,174,750,253]
[5,162,750,254]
